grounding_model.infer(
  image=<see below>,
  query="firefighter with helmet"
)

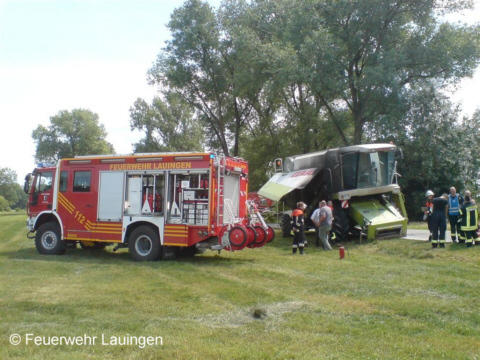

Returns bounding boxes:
[424,190,434,241]
[291,202,307,255]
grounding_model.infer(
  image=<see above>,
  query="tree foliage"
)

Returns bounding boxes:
[32,109,114,163]
[148,0,253,156]
[130,93,204,152]
[140,0,480,218]
[0,168,27,210]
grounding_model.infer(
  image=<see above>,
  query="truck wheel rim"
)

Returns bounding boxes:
[135,236,153,256]
[41,231,57,249]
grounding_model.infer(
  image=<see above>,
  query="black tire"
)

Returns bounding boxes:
[280,214,292,237]
[79,241,107,250]
[128,226,162,261]
[35,222,66,255]
[229,226,248,248]
[332,203,349,242]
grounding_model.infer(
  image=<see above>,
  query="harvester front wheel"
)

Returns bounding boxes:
[332,204,349,242]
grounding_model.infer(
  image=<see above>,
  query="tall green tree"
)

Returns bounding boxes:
[364,83,469,219]
[0,167,27,210]
[32,109,114,163]
[130,92,204,152]
[234,0,480,145]
[148,0,254,156]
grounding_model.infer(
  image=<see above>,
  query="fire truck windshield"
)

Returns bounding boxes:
[34,171,54,193]
[342,150,395,190]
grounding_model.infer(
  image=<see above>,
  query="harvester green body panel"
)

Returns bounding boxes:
[349,198,408,241]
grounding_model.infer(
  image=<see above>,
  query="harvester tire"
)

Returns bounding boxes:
[332,204,349,242]
[280,214,292,238]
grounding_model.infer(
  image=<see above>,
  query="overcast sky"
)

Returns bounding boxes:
[0,0,478,185]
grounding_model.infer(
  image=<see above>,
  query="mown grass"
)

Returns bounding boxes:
[1,213,479,359]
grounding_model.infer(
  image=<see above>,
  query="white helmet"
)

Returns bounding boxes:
[425,190,434,196]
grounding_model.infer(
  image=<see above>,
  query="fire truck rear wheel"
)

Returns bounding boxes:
[128,226,162,261]
[35,223,66,255]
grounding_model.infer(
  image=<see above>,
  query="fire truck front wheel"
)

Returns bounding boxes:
[128,226,162,261]
[35,223,66,255]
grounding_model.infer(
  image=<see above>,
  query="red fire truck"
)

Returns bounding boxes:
[24,152,274,261]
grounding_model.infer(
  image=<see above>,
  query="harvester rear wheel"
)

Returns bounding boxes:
[332,204,349,242]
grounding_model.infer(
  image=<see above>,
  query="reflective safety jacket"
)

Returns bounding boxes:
[459,202,479,231]
[291,209,305,232]
[448,194,464,216]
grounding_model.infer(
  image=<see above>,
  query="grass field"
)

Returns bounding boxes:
[1,213,479,359]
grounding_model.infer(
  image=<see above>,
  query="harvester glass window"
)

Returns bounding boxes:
[357,151,394,188]
[73,171,91,192]
[341,152,358,190]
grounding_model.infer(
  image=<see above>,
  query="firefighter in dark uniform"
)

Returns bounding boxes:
[431,193,449,248]
[291,202,307,255]
[458,191,478,248]
[424,190,434,241]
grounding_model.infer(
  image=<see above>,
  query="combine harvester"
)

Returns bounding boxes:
[259,144,408,242]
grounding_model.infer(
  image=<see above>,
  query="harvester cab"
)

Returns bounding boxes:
[258,143,408,241]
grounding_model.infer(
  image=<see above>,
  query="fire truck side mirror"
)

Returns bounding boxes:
[23,174,33,194]
[274,158,283,173]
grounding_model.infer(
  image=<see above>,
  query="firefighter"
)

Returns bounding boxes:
[458,191,478,248]
[291,202,307,255]
[424,190,434,241]
[431,193,449,248]
[448,186,464,243]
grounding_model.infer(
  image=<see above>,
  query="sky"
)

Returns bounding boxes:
[0,0,479,185]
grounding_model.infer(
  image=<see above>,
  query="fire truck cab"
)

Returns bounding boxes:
[24,152,273,261]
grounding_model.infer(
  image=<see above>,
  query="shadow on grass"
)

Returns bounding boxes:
[3,245,255,267]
